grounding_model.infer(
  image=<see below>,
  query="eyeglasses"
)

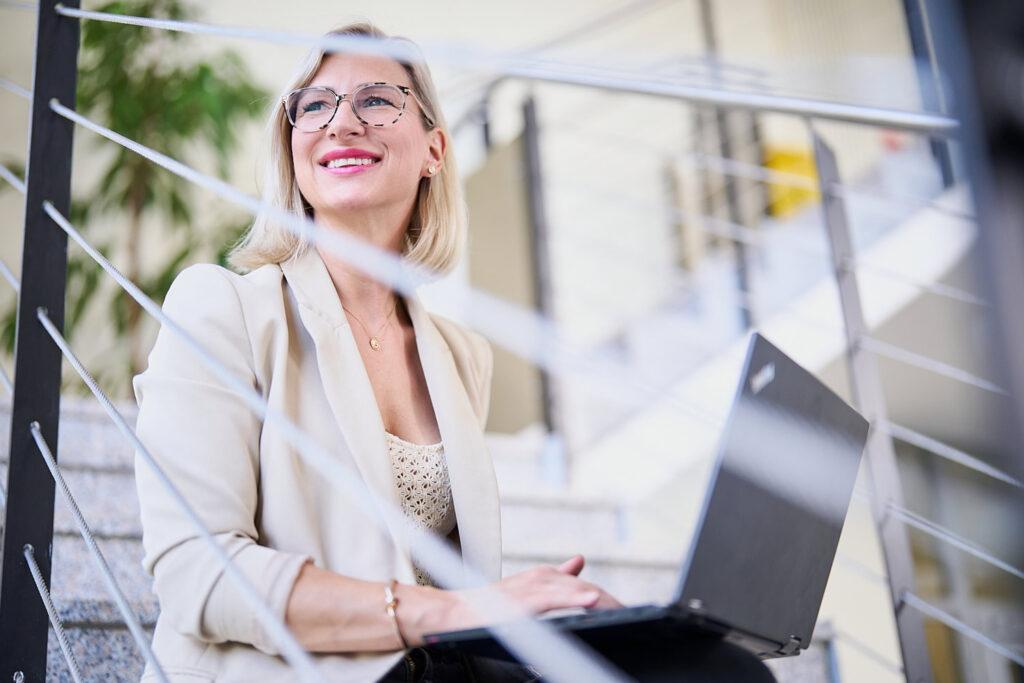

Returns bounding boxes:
[283,82,435,132]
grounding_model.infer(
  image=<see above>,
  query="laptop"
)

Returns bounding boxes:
[424,332,869,662]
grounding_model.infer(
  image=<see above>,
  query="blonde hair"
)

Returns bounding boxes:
[227,22,466,274]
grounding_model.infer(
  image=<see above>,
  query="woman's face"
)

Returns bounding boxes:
[290,52,444,228]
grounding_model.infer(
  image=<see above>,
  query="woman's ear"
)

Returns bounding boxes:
[423,126,447,177]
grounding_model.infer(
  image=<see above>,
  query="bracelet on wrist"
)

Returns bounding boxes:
[384,579,409,650]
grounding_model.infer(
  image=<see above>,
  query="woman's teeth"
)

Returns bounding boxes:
[325,158,377,168]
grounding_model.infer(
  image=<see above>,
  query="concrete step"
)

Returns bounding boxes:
[46,625,148,683]
[50,533,156,627]
[1,461,141,538]
[0,397,138,473]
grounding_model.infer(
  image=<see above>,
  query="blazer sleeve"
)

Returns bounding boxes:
[132,264,310,655]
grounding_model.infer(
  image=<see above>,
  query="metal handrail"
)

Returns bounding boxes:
[55,4,958,136]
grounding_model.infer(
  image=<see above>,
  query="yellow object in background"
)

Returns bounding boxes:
[763,146,820,218]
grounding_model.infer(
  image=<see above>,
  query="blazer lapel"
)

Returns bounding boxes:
[280,247,502,585]
[280,247,415,581]
[405,295,503,584]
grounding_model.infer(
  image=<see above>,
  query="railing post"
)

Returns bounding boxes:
[522,96,567,486]
[812,131,934,683]
[0,1,81,681]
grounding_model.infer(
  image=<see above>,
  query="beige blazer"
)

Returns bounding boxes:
[132,246,502,682]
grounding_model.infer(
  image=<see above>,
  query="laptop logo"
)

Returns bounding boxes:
[750,362,775,394]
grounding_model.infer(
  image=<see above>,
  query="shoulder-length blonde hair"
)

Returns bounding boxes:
[227,22,466,275]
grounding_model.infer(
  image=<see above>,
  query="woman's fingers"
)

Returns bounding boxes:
[556,554,585,576]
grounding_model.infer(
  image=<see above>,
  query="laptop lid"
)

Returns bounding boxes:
[674,333,869,654]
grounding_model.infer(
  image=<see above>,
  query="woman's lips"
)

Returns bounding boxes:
[319,159,380,176]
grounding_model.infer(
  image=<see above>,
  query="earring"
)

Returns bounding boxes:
[428,165,437,175]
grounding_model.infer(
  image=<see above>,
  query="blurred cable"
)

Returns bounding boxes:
[887,501,1024,581]
[903,592,1024,667]
[881,421,1023,490]
[0,161,27,194]
[0,258,20,294]
[859,336,1007,395]
[55,5,957,134]
[0,1,36,11]
[0,77,31,100]
[833,628,905,675]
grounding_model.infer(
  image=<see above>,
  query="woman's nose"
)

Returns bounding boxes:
[326,98,364,137]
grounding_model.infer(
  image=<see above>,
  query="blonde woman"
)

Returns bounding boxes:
[133,22,620,683]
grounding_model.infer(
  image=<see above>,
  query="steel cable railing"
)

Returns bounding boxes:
[0,258,20,293]
[27,410,170,683]
[885,500,1024,582]
[852,485,1024,586]
[832,627,905,675]
[551,131,986,308]
[846,488,1024,666]
[0,162,27,195]
[549,179,1024,503]
[0,0,35,11]
[22,544,85,683]
[53,4,957,135]
[553,176,1011,399]
[45,96,730,453]
[902,592,1024,667]
[33,209,331,683]
[41,201,629,683]
[858,335,1007,395]
[0,77,31,101]
[4,7,999,679]
[881,420,1024,490]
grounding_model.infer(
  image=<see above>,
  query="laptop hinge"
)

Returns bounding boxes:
[778,636,802,656]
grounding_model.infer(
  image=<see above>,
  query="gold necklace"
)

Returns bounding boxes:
[342,299,397,351]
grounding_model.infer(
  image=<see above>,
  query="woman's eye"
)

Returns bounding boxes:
[302,100,329,113]
[361,95,397,108]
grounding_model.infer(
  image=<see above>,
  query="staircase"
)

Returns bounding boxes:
[0,398,835,682]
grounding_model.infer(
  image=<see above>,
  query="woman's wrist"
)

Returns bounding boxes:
[392,582,463,647]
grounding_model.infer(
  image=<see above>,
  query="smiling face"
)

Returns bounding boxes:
[290,52,445,234]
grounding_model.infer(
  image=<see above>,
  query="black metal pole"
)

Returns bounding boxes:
[0,1,81,681]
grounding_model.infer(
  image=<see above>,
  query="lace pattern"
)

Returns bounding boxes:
[385,431,455,586]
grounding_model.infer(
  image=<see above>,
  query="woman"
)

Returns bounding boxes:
[133,21,620,683]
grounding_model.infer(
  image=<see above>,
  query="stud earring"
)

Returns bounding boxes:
[428,165,437,175]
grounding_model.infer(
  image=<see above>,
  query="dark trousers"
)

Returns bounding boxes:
[377,638,776,682]
[377,648,541,682]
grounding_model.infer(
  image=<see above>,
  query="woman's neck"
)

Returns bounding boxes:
[313,211,406,325]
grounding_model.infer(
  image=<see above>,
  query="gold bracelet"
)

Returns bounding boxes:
[384,579,409,650]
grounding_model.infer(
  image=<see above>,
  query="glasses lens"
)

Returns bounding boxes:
[352,85,406,126]
[287,88,336,131]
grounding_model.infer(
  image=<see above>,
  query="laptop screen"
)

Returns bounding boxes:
[675,333,869,652]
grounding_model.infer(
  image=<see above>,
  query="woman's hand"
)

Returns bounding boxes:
[400,554,623,646]
[491,554,623,614]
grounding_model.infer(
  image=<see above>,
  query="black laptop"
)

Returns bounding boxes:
[424,332,869,663]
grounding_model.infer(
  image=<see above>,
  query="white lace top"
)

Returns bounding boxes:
[384,431,455,586]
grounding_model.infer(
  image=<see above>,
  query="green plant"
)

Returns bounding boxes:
[1,0,267,397]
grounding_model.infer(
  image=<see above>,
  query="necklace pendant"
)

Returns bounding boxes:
[369,337,382,351]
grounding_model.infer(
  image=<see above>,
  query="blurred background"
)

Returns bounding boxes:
[1,1,1022,681]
